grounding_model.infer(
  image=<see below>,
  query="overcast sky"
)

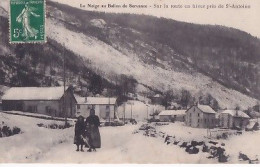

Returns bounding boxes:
[49,0,260,38]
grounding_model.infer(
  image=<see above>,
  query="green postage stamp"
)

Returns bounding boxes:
[9,0,46,43]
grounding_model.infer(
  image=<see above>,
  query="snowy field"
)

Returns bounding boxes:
[0,113,259,163]
[155,122,260,163]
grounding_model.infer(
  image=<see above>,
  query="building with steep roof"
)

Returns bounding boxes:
[185,104,217,128]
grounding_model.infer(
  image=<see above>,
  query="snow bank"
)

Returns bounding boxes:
[154,122,260,163]
[156,122,209,141]
[225,131,260,163]
[3,110,75,122]
[0,113,73,163]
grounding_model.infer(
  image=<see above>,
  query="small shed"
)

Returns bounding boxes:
[219,110,250,129]
[158,110,186,122]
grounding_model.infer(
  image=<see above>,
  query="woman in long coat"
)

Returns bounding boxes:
[74,115,85,152]
[85,109,101,152]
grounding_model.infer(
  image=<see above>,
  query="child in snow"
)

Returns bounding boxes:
[74,115,85,152]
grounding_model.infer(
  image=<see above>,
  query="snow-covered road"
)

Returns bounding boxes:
[36,125,215,164]
[1,113,258,163]
[0,113,215,163]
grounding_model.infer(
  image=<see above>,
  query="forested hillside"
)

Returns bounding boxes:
[0,0,259,109]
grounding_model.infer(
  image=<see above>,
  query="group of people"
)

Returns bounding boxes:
[74,109,101,152]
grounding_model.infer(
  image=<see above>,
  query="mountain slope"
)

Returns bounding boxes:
[45,2,258,109]
[47,0,260,100]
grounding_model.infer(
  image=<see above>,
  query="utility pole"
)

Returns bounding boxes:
[63,43,67,126]
[123,102,126,124]
[108,97,111,123]
[131,103,133,120]
[146,104,149,120]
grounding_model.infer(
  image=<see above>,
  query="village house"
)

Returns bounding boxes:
[158,110,186,122]
[185,104,217,128]
[219,110,250,129]
[2,87,77,118]
[76,96,117,122]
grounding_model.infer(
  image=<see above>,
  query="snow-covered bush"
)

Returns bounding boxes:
[37,123,72,129]
[0,125,21,138]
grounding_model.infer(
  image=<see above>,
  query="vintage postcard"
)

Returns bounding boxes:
[0,0,259,164]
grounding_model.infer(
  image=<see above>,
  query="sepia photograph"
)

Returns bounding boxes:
[0,0,259,164]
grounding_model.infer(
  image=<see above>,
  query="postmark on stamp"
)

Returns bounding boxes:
[9,0,46,43]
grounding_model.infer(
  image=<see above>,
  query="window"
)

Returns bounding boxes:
[198,113,200,117]
[77,104,80,109]
[198,119,200,123]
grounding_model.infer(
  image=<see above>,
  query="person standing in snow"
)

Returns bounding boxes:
[74,115,85,152]
[85,109,101,152]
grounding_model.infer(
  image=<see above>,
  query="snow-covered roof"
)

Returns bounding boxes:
[197,104,216,114]
[220,110,250,118]
[77,97,117,105]
[2,87,67,101]
[153,94,161,98]
[159,110,186,116]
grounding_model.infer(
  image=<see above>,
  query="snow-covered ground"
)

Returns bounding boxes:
[0,113,259,163]
[117,100,165,121]
[155,122,260,163]
[0,113,210,163]
[46,16,257,110]
[2,110,75,121]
